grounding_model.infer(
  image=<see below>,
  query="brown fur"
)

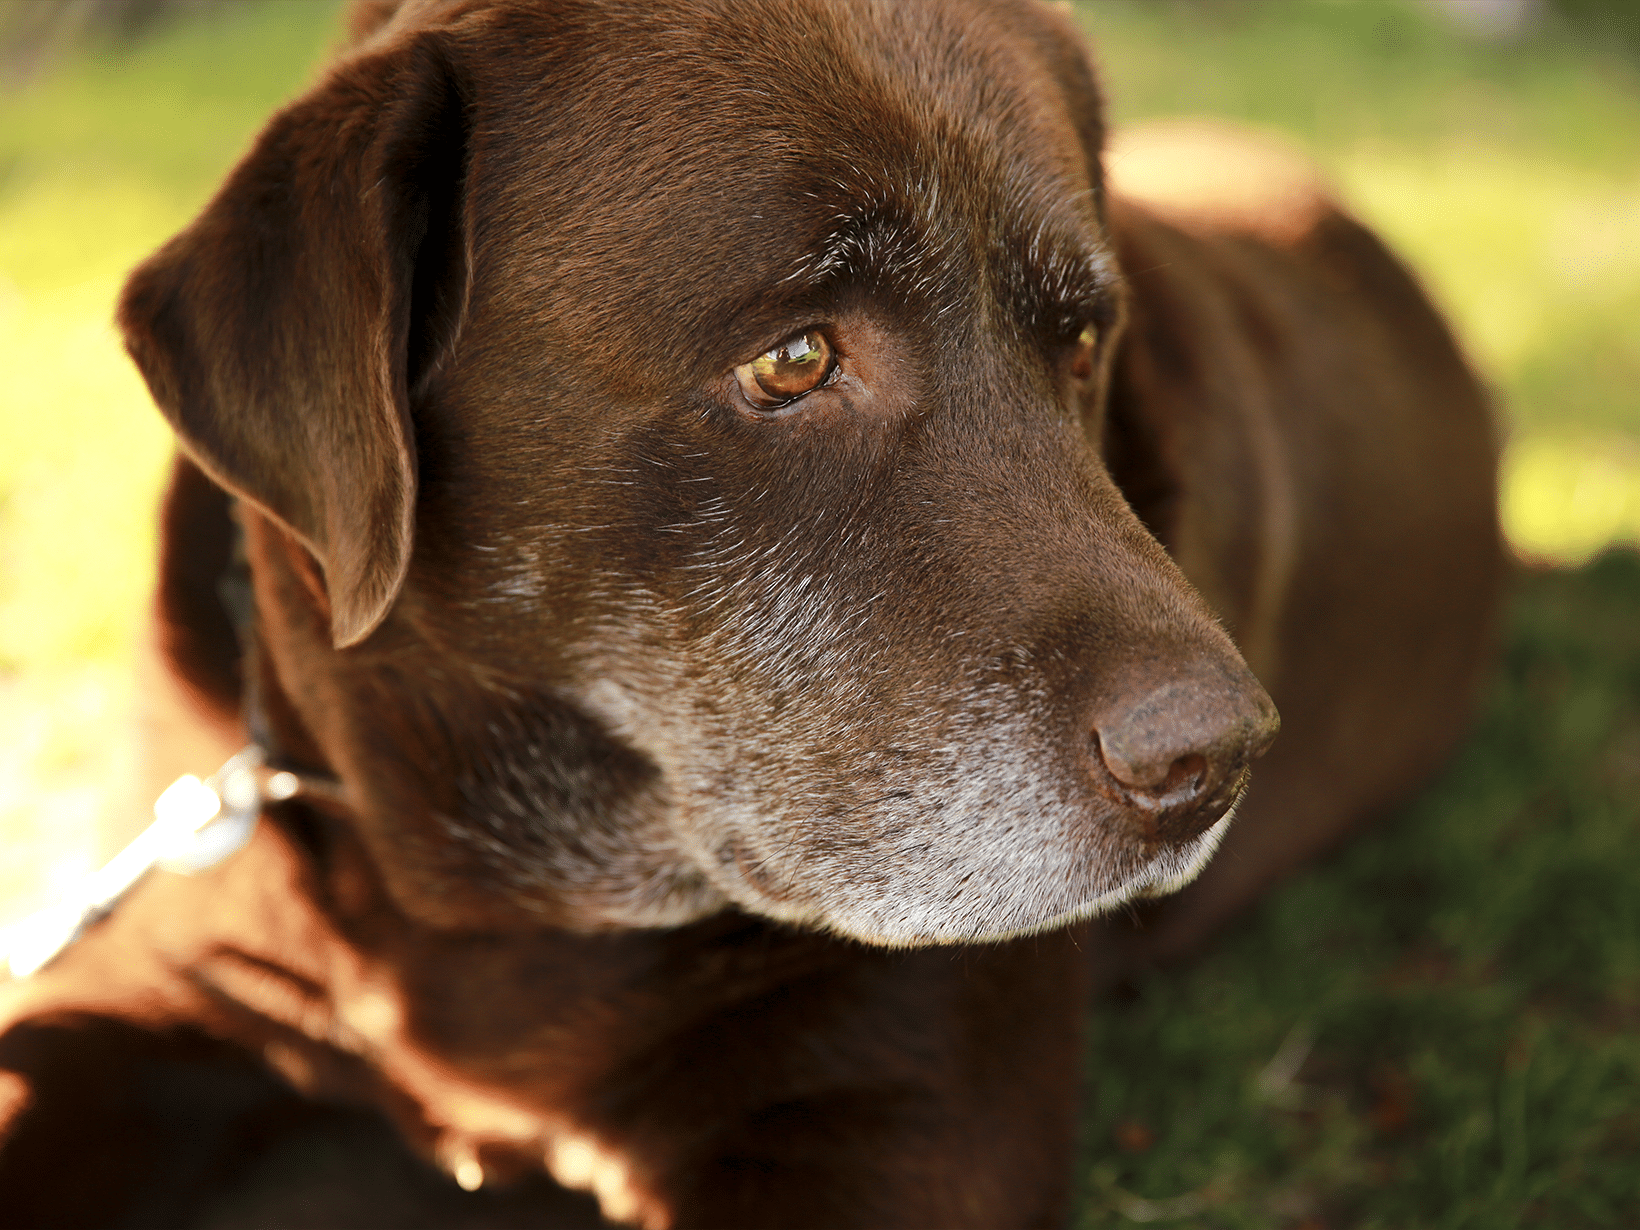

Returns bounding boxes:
[0,2,1500,1226]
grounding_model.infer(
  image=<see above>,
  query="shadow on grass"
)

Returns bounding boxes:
[1080,548,1640,1229]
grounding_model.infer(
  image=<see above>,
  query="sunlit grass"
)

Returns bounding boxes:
[0,271,171,668]
[1505,434,1640,562]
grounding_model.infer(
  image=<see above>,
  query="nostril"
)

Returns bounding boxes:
[1153,752,1207,799]
[1097,735,1207,800]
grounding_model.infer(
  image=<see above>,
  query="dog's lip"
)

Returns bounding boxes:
[959,805,1240,944]
[724,841,800,905]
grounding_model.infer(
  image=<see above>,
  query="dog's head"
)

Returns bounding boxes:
[120,0,1277,946]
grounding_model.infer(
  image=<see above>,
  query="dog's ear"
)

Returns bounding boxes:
[120,33,470,648]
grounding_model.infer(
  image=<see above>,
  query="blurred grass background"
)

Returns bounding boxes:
[0,0,1636,1225]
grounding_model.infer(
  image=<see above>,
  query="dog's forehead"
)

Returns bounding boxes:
[457,0,1106,382]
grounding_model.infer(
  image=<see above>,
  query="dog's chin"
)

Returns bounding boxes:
[964,805,1240,944]
[720,803,1241,949]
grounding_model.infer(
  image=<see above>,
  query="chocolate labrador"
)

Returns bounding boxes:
[0,1,1502,1226]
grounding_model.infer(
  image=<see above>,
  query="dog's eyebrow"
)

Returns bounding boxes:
[719,178,1119,354]
[1006,211,1123,337]
[696,194,962,364]
[776,192,957,301]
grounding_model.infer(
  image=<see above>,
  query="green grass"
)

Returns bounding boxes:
[0,0,349,931]
[1,1,1637,1223]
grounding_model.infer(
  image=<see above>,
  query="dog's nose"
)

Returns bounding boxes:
[1093,675,1279,844]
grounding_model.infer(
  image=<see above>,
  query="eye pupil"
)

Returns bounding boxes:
[736,329,835,407]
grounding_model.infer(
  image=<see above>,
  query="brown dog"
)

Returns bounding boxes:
[0,1,1501,1226]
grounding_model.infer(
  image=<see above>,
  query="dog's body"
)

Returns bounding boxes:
[0,2,1501,1226]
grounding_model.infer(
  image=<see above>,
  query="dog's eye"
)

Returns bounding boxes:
[1069,324,1099,386]
[735,330,835,408]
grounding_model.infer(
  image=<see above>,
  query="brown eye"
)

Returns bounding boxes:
[1069,324,1099,385]
[734,330,835,408]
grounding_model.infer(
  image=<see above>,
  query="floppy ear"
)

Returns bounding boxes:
[120,32,471,648]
